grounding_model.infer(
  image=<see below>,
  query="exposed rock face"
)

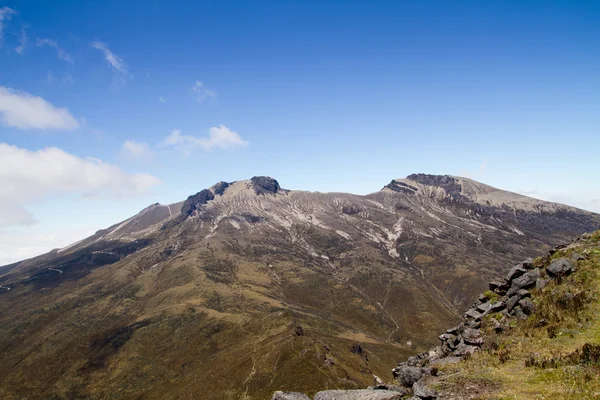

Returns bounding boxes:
[251,176,281,195]
[181,189,215,216]
[211,181,231,196]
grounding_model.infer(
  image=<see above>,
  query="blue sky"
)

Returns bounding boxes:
[0,0,599,264]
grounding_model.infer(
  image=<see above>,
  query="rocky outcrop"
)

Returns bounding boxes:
[271,392,311,400]
[251,176,281,195]
[386,244,588,399]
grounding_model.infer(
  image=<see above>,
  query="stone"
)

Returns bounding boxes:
[412,380,437,399]
[489,301,506,313]
[547,258,576,277]
[271,391,311,400]
[476,301,492,313]
[506,295,520,312]
[211,181,230,196]
[517,289,531,298]
[506,264,527,281]
[464,308,483,320]
[513,306,527,320]
[314,389,404,400]
[518,299,536,315]
[453,340,478,356]
[571,252,585,261]
[446,325,462,335]
[396,366,428,387]
[521,258,535,269]
[507,269,541,296]
[489,280,509,294]
[462,328,483,346]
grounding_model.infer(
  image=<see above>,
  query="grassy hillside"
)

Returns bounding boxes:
[420,231,600,399]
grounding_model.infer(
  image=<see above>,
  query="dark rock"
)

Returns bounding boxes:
[271,391,311,400]
[412,380,437,399]
[397,366,428,387]
[374,385,409,395]
[507,269,540,296]
[518,299,536,315]
[517,289,531,298]
[477,293,488,303]
[294,326,305,336]
[342,203,362,215]
[211,181,230,196]
[351,344,363,355]
[314,390,404,400]
[384,180,419,194]
[489,301,506,313]
[446,325,462,335]
[521,258,535,269]
[489,280,509,294]
[535,318,548,327]
[494,321,503,333]
[251,176,281,195]
[506,264,528,281]
[180,189,215,216]
[547,258,576,277]
[506,295,520,312]
[549,244,567,255]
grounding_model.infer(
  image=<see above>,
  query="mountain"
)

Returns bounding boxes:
[273,231,600,399]
[0,174,598,400]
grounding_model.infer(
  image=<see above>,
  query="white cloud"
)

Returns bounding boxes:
[0,6,16,45]
[121,140,153,159]
[0,86,79,130]
[192,80,216,102]
[36,38,73,62]
[161,125,248,154]
[91,40,127,73]
[0,143,160,228]
[15,24,27,54]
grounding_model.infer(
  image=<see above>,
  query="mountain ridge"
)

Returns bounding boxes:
[0,173,598,399]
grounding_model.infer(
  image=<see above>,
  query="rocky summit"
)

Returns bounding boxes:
[1,174,599,400]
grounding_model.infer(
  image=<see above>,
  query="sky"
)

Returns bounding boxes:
[0,0,599,265]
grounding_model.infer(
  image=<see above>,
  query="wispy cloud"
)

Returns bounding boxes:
[0,86,79,130]
[15,24,27,54]
[158,96,166,104]
[161,125,248,155]
[91,40,127,73]
[192,80,216,102]
[120,140,153,160]
[0,6,16,45]
[36,38,73,63]
[47,71,74,85]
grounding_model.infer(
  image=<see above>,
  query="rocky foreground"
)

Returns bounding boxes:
[271,232,600,399]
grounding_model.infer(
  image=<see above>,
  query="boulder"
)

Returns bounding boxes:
[518,299,536,315]
[547,258,576,277]
[506,264,527,281]
[462,328,483,346]
[506,269,540,297]
[271,391,311,400]
[396,366,429,387]
[489,280,509,295]
[506,295,520,312]
[453,340,478,357]
[412,380,437,399]
[464,308,483,321]
[521,258,535,269]
[314,389,404,400]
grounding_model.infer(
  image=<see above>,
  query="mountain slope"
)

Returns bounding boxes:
[0,174,598,400]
